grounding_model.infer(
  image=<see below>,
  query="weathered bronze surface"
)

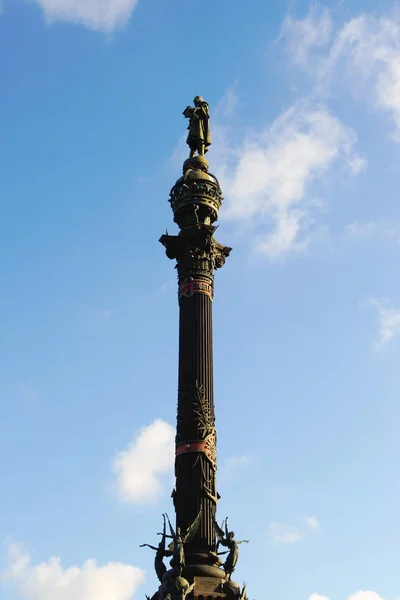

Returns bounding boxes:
[215,519,249,580]
[183,96,212,158]
[140,515,172,583]
[142,98,249,600]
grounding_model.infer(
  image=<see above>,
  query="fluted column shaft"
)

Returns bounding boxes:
[175,285,217,553]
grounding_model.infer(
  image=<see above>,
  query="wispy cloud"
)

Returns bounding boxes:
[366,298,400,349]
[267,516,321,544]
[267,522,302,544]
[280,5,400,141]
[278,4,333,69]
[32,0,139,33]
[3,542,145,600]
[308,593,386,600]
[304,516,321,532]
[222,454,252,473]
[214,83,240,119]
[216,100,364,259]
[158,280,175,295]
[348,594,386,600]
[345,221,400,244]
[113,419,175,504]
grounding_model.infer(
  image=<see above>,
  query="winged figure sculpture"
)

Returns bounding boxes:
[164,509,202,575]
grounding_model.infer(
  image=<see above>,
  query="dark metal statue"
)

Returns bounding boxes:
[183,96,211,158]
[140,514,172,583]
[163,510,202,575]
[215,518,249,580]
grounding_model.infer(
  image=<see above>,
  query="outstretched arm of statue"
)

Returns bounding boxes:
[140,544,158,550]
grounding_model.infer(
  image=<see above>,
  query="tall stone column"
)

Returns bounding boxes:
[160,155,231,580]
[144,97,249,600]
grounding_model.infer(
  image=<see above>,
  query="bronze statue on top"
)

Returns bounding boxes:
[183,96,211,158]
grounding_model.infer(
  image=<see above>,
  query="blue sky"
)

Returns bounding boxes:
[1,1,400,599]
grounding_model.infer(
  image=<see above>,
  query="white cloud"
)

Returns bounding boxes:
[3,542,145,600]
[214,83,240,119]
[279,4,333,69]
[267,515,322,544]
[281,6,400,140]
[308,593,386,600]
[368,298,400,349]
[32,0,139,33]
[267,522,302,544]
[345,221,400,243]
[348,594,386,600]
[304,516,321,532]
[113,419,175,504]
[347,155,368,174]
[327,11,400,139]
[223,454,251,473]
[216,100,363,259]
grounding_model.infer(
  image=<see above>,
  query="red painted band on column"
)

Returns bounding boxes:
[176,434,217,471]
[176,440,207,455]
[178,280,213,301]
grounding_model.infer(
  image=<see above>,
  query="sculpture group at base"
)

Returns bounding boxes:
[140,513,249,600]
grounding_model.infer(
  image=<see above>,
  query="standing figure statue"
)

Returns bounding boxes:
[183,96,211,158]
[215,518,249,580]
[163,510,202,576]
[140,514,173,583]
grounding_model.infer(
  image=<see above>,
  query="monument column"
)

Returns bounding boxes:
[160,150,231,573]
[142,96,248,600]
